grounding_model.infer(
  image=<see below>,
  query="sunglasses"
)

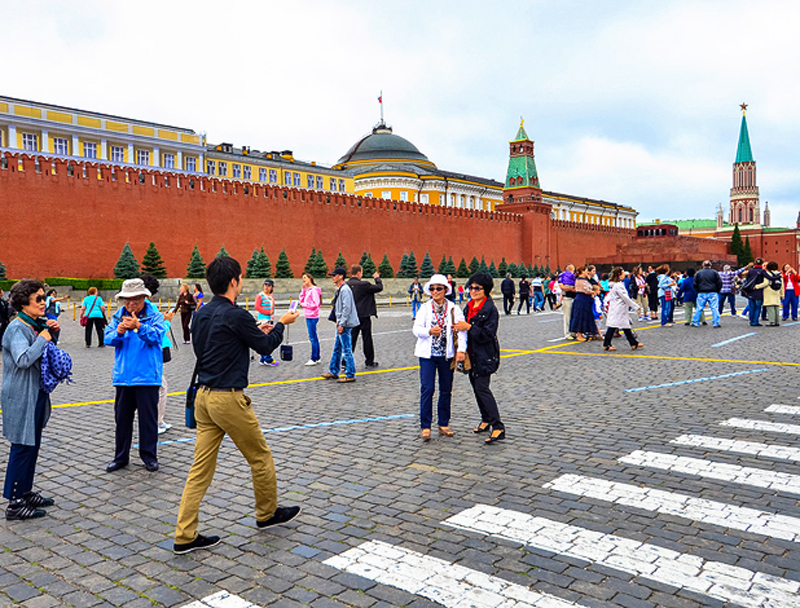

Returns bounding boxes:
[469,285,484,291]
[429,286,447,292]
[35,294,46,303]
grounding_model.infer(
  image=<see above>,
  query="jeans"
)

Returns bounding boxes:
[718,292,737,315]
[412,300,421,318]
[782,292,799,320]
[693,292,720,326]
[748,299,764,325]
[533,291,544,311]
[660,296,673,325]
[330,327,355,378]
[306,318,320,361]
[3,391,48,500]
[419,356,453,429]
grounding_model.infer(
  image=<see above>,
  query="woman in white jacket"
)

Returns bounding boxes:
[603,267,644,351]
[412,274,467,441]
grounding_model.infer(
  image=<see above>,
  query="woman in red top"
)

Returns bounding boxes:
[454,273,505,444]
[781,264,800,321]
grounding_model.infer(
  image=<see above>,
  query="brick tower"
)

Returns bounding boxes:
[504,119,542,205]
[729,103,759,225]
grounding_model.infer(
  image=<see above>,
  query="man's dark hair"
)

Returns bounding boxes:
[350,264,362,276]
[9,279,44,312]
[766,261,779,271]
[686,268,696,277]
[140,274,160,296]
[468,272,494,294]
[206,256,242,295]
[46,288,57,297]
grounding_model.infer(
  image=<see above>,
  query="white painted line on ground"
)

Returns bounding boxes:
[324,539,586,608]
[547,336,569,342]
[619,450,800,495]
[544,473,800,542]
[538,318,562,323]
[180,591,258,608]
[765,404,800,415]
[721,418,800,436]
[672,434,800,463]
[444,504,800,608]
[623,368,768,393]
[711,332,757,347]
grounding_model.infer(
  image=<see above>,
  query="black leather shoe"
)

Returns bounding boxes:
[144,461,159,472]
[257,505,301,528]
[365,362,379,368]
[174,533,221,554]
[105,461,128,473]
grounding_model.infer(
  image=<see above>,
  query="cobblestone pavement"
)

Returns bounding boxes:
[2,301,800,607]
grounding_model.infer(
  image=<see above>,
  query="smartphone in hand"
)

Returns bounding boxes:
[289,301,299,313]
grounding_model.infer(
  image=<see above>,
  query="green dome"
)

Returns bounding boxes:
[337,123,430,166]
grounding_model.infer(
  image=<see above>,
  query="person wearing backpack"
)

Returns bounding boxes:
[741,259,768,326]
[758,261,784,326]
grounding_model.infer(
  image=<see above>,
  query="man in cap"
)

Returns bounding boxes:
[104,278,166,473]
[322,267,359,383]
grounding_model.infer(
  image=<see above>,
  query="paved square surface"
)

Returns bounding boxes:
[2,301,800,607]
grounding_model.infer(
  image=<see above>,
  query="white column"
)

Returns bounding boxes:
[101,139,108,160]
[128,143,134,164]
[153,146,160,167]
[40,129,48,153]
[72,135,80,157]
[177,151,183,170]
[6,124,16,149]
[198,152,204,174]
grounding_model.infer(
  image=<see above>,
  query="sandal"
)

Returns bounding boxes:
[473,422,490,434]
[603,346,617,351]
[485,430,506,444]
[420,428,431,441]
[632,343,644,350]
[438,426,454,437]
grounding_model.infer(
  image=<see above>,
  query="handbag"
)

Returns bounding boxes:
[80,296,99,327]
[449,308,472,374]
[279,323,293,361]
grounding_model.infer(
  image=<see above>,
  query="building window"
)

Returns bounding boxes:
[420,193,429,205]
[269,169,277,183]
[53,137,68,156]
[111,145,125,163]
[84,142,97,159]
[232,163,241,178]
[307,174,315,188]
[137,149,150,166]
[330,177,337,191]
[284,171,292,186]
[293,172,301,186]
[243,166,251,180]
[400,191,408,201]
[163,153,175,169]
[22,133,38,151]
[316,176,324,189]
[439,194,445,205]
[218,161,227,176]
[207,160,216,175]
[259,168,267,182]
[382,191,391,199]
[339,179,346,192]
[365,192,373,198]
[185,157,196,172]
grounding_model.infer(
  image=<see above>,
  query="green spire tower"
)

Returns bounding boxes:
[729,103,760,225]
[503,118,541,205]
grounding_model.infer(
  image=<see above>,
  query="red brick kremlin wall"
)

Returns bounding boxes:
[0,154,526,278]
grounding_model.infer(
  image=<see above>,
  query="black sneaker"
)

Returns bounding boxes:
[173,533,221,555]
[257,505,301,529]
[24,491,55,508]
[6,498,46,521]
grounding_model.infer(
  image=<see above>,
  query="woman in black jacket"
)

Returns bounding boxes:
[455,273,505,444]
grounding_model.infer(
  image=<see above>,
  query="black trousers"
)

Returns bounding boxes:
[3,391,48,500]
[517,295,530,314]
[469,372,504,430]
[502,295,514,315]
[85,317,105,346]
[112,385,160,467]
[350,316,375,365]
[603,326,638,348]
[180,311,192,342]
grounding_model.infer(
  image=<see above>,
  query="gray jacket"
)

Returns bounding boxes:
[333,283,360,328]
[1,319,51,446]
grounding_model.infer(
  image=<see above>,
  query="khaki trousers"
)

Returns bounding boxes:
[175,388,277,544]
[562,297,575,338]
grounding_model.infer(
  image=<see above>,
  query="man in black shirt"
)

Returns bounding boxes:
[173,256,300,554]
[347,264,383,368]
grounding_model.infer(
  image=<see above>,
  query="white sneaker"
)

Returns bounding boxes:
[158,423,171,435]
[305,359,318,366]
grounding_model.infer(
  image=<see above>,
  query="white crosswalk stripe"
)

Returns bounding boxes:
[544,473,800,542]
[181,591,258,608]
[765,404,800,415]
[324,539,587,607]
[443,504,800,608]
[618,450,800,494]
[671,434,800,462]
[720,417,800,435]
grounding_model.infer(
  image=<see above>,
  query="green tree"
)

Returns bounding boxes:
[250,247,272,279]
[507,262,519,277]
[358,252,377,275]
[140,241,167,278]
[335,251,347,269]
[404,251,419,278]
[275,248,293,278]
[731,224,745,266]
[186,244,206,279]
[518,261,529,277]
[246,249,259,277]
[478,256,490,275]
[438,254,449,274]
[113,242,140,279]
[304,248,318,276]
[0,260,6,280]
[489,260,499,278]
[397,253,410,278]
[310,250,329,278]
[456,257,470,278]
[468,256,480,275]
[498,257,508,276]
[378,254,394,278]
[544,264,551,275]
[742,236,754,264]
[217,245,230,258]
[419,252,436,278]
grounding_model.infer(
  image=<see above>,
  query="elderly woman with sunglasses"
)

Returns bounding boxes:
[2,280,60,520]
[412,274,467,441]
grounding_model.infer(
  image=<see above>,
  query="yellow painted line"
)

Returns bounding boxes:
[545,350,800,367]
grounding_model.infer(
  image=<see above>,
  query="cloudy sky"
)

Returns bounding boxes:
[3,0,798,226]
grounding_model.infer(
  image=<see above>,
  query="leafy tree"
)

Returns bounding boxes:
[0,260,7,280]
[468,256,480,275]
[498,257,508,276]
[140,242,167,278]
[310,250,329,278]
[742,236,754,265]
[456,257,470,278]
[419,252,436,278]
[488,260,499,278]
[275,248,293,278]
[405,251,419,278]
[113,242,140,279]
[507,262,519,277]
[246,249,260,277]
[378,254,394,278]
[397,253,410,278]
[250,247,272,278]
[304,248,318,276]
[731,224,745,266]
[217,245,230,258]
[438,254,449,274]
[478,256,490,275]
[335,251,347,269]
[186,244,206,279]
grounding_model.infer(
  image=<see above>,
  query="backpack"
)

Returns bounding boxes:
[769,272,782,291]
[740,270,760,296]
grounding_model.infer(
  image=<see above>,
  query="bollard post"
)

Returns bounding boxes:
[246,296,249,310]
[159,297,162,310]
[389,295,392,307]
[73,303,76,321]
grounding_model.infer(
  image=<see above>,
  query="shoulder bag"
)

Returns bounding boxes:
[449,308,472,373]
[80,296,99,327]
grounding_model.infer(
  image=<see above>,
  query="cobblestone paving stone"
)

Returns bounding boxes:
[1,301,800,607]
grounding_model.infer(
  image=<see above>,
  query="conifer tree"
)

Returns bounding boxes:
[335,251,347,269]
[519,261,529,277]
[246,249,259,277]
[469,256,480,275]
[498,257,508,276]
[532,264,540,276]
[731,224,745,266]
[250,247,272,278]
[141,241,167,278]
[456,257,470,278]
[742,236,754,265]
[113,242,140,279]
[507,262,519,277]
[216,245,230,258]
[478,256,490,275]
[359,252,376,275]
[419,252,435,278]
[489,260,499,278]
[405,251,419,278]
[397,253,410,278]
[544,264,551,275]
[0,260,7,280]
[378,254,394,278]
[438,254,449,274]
[304,248,318,276]
[310,250,329,278]
[446,256,457,275]
[275,248,293,278]
[186,244,206,279]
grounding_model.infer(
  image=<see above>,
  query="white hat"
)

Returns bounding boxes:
[115,278,152,300]
[423,274,452,296]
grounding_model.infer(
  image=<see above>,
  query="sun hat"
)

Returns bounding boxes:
[115,278,152,300]
[424,274,452,296]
